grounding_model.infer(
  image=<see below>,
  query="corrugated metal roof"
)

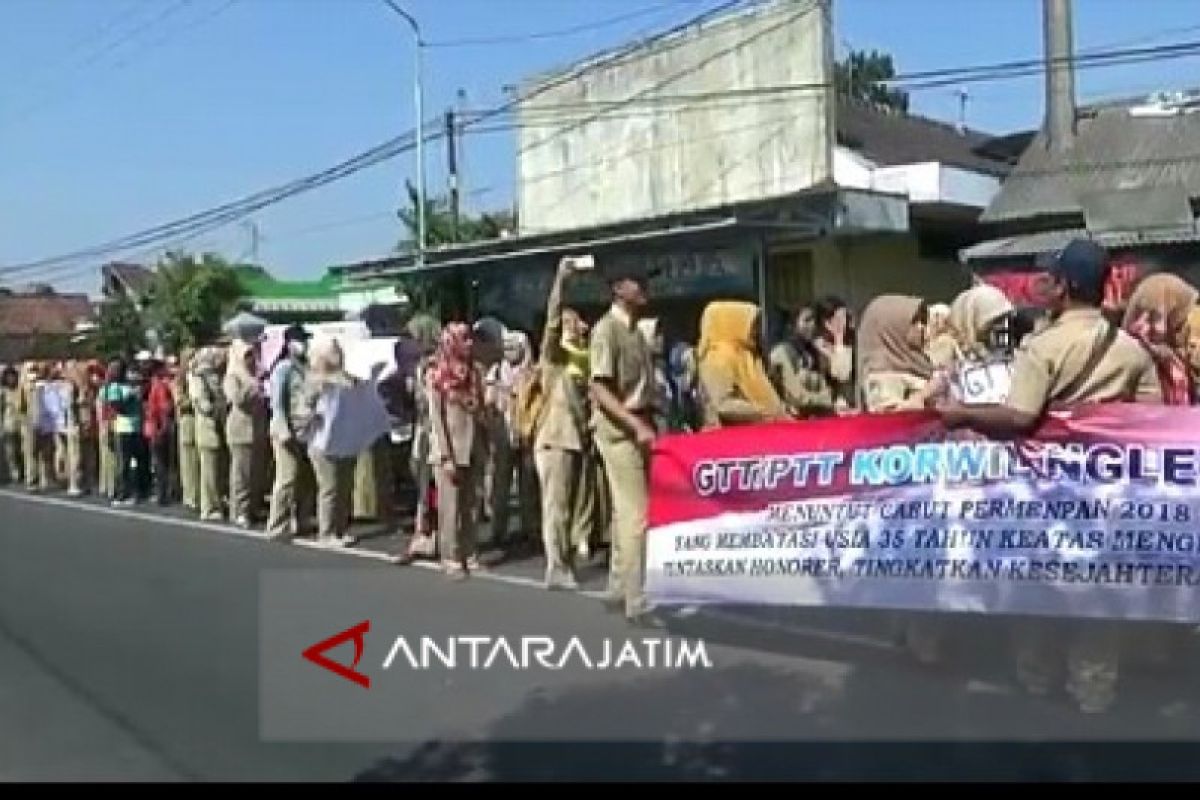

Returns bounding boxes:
[960,221,1200,261]
[836,99,1011,177]
[981,105,1200,224]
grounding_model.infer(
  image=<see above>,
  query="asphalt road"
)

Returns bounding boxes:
[3,488,1200,781]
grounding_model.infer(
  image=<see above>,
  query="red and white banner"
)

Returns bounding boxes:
[647,405,1200,622]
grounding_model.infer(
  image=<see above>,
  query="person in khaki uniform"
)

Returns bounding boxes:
[697,301,790,429]
[174,349,200,511]
[63,362,96,497]
[531,257,598,590]
[941,239,1162,714]
[427,323,488,579]
[267,325,316,541]
[1,366,24,485]
[857,295,951,665]
[302,338,360,546]
[769,304,839,418]
[223,340,268,528]
[26,363,57,493]
[189,347,228,521]
[589,263,663,628]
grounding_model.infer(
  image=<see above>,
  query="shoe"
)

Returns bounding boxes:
[67,488,84,498]
[442,561,468,581]
[235,516,252,529]
[202,512,224,523]
[601,594,625,614]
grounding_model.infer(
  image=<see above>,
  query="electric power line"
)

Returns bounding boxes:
[422,2,694,48]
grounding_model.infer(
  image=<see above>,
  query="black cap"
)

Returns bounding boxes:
[1046,238,1110,297]
[283,324,310,343]
[604,259,656,286]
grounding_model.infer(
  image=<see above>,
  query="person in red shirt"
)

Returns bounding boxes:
[144,361,176,506]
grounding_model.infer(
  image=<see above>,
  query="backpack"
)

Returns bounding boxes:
[514,366,549,447]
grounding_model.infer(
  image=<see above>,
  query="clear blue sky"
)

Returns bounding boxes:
[1,0,1198,294]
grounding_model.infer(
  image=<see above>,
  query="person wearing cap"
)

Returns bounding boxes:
[589,261,662,628]
[939,238,1161,714]
[266,324,316,541]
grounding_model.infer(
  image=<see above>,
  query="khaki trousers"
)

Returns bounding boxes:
[595,436,650,618]
[311,450,356,541]
[98,432,116,498]
[198,446,225,519]
[267,438,315,539]
[66,430,95,495]
[435,463,481,565]
[177,417,200,510]
[22,427,37,488]
[353,437,395,526]
[534,447,596,582]
[228,443,257,521]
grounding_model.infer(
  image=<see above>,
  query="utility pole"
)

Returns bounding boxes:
[242,220,260,263]
[1044,0,1077,153]
[954,88,970,134]
[446,108,460,240]
[456,87,469,216]
[381,1,426,265]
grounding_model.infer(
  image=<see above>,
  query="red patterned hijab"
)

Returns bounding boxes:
[429,322,479,409]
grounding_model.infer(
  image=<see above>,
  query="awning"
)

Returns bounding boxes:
[961,223,1200,262]
[249,298,342,314]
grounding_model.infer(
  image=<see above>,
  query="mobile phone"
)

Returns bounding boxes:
[561,254,595,271]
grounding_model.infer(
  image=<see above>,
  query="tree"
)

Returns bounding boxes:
[836,49,909,113]
[93,294,146,359]
[396,180,516,250]
[143,251,246,352]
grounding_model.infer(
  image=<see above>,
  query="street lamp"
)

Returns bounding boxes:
[380,0,426,267]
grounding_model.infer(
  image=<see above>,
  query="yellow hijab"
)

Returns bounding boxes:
[697,301,785,418]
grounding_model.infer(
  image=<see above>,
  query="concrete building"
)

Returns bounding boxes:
[335,0,1011,338]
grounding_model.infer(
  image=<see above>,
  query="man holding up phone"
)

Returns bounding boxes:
[589,259,663,628]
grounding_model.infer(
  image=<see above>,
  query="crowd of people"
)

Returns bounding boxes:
[1,238,1197,713]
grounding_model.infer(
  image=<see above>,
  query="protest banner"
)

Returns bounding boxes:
[307,381,392,459]
[646,404,1200,623]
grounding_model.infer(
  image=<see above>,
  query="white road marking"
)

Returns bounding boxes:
[0,488,896,650]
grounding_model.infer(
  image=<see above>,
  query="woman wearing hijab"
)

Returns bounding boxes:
[768,304,839,419]
[857,295,938,413]
[64,361,97,497]
[485,328,537,550]
[531,258,598,588]
[427,323,488,579]
[1187,306,1200,401]
[924,302,957,369]
[174,349,200,512]
[1121,274,1198,671]
[189,346,228,521]
[224,340,269,527]
[1122,273,1197,406]
[395,314,443,561]
[302,337,360,545]
[944,284,1017,405]
[696,301,790,429]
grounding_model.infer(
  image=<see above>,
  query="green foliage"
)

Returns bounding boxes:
[396,180,516,250]
[144,251,246,351]
[835,49,909,112]
[94,295,146,359]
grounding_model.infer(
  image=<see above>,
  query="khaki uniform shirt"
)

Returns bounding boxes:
[1006,307,1161,415]
[589,304,654,443]
[427,366,486,468]
[862,371,929,413]
[768,342,835,417]
[223,370,267,447]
